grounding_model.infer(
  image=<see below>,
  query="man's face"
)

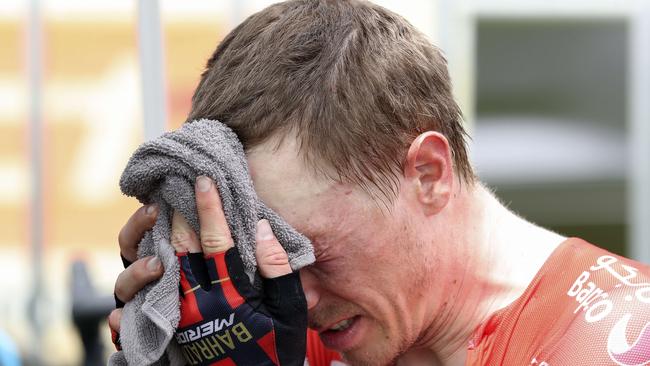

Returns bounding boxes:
[248,137,438,365]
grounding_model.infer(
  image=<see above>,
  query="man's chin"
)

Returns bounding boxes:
[317,316,404,366]
[340,351,401,366]
[334,327,402,366]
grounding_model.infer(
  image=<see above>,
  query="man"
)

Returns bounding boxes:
[109,0,650,365]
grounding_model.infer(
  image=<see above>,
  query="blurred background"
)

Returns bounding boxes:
[0,0,648,364]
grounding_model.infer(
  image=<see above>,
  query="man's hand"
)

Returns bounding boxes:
[109,204,163,344]
[109,176,307,366]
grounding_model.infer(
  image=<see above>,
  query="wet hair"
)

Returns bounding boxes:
[188,0,474,202]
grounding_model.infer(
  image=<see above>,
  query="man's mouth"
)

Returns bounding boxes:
[328,318,354,331]
[318,315,364,351]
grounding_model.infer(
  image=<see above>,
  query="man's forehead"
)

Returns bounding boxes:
[246,134,374,247]
[246,135,340,229]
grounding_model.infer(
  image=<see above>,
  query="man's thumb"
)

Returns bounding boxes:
[255,219,292,278]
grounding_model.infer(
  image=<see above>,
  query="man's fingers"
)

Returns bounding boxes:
[108,308,123,350]
[171,210,201,253]
[118,204,159,262]
[257,220,305,328]
[108,308,122,333]
[114,256,163,303]
[255,219,292,278]
[195,176,234,254]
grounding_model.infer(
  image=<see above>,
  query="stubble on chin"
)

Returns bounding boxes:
[340,331,416,366]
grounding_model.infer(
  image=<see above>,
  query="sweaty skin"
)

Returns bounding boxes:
[112,131,565,366]
[246,133,565,365]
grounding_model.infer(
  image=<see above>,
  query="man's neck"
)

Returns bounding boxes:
[417,184,566,365]
[473,186,566,311]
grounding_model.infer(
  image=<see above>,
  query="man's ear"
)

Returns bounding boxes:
[404,132,453,216]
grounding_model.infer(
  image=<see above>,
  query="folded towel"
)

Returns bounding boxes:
[109,119,315,365]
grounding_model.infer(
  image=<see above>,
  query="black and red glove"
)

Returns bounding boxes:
[175,247,307,366]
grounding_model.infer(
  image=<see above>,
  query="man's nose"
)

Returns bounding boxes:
[299,269,320,310]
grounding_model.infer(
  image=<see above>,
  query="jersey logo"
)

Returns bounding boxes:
[607,313,650,366]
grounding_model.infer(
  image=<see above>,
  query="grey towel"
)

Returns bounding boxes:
[109,118,315,365]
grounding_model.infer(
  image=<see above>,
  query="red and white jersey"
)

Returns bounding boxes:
[466,238,650,366]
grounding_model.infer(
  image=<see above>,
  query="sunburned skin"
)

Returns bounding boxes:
[246,133,566,366]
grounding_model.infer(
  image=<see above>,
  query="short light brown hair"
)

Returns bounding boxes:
[188,0,474,203]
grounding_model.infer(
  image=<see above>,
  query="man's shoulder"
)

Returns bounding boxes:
[559,237,650,317]
[467,237,650,365]
[550,238,650,365]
